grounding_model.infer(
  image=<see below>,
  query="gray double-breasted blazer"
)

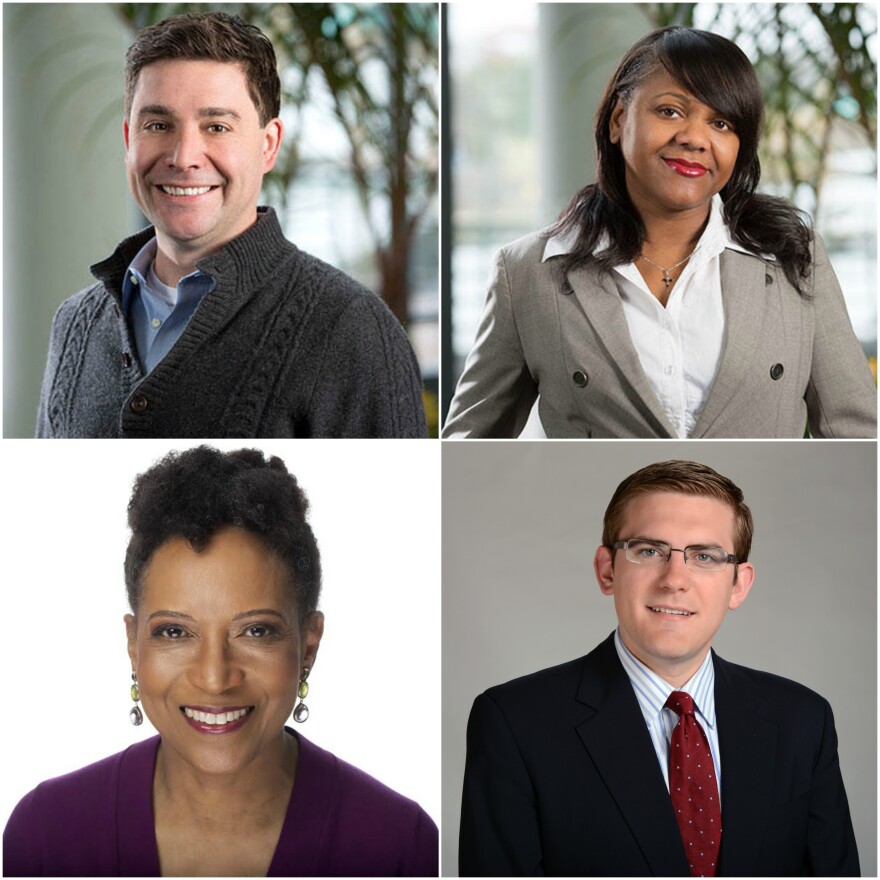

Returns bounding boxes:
[443,231,876,438]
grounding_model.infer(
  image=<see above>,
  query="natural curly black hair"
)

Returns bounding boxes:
[124,447,321,623]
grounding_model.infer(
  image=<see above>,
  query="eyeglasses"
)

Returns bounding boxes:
[612,539,738,573]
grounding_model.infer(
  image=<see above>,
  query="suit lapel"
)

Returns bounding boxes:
[713,653,777,877]
[691,251,768,437]
[575,637,689,876]
[565,265,677,437]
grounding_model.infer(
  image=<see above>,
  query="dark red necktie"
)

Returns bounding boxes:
[664,691,722,877]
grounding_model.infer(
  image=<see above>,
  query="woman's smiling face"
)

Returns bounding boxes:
[125,527,323,776]
[609,68,740,220]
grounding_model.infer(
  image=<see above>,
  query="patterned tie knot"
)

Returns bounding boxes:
[665,691,696,718]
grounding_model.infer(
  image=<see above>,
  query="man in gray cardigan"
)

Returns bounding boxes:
[36,12,426,438]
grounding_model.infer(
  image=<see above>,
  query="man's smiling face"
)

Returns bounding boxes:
[594,491,754,686]
[124,59,281,272]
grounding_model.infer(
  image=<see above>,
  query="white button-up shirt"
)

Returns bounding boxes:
[543,195,768,437]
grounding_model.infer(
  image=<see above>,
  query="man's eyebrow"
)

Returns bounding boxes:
[198,107,242,121]
[630,536,725,548]
[137,104,173,118]
[134,106,242,121]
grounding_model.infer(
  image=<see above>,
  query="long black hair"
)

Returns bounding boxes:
[549,26,812,293]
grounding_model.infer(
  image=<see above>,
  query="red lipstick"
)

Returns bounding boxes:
[664,157,707,178]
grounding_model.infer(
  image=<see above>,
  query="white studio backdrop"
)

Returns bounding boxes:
[0,439,441,831]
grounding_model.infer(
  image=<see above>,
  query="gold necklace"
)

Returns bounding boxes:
[639,246,700,295]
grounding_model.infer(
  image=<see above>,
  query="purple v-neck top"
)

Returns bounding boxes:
[3,730,438,877]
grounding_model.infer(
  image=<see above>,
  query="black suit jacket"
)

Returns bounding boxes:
[459,633,859,876]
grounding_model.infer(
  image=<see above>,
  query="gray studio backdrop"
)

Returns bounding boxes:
[441,441,876,876]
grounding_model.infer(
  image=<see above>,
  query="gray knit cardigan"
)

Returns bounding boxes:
[36,208,427,438]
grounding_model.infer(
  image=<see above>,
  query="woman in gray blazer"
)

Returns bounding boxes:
[443,26,876,439]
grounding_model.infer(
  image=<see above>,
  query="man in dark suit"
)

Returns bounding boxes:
[459,460,859,877]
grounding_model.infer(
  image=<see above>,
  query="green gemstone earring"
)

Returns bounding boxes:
[293,666,310,723]
[129,671,143,726]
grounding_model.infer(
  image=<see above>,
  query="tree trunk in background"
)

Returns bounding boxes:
[381,5,412,325]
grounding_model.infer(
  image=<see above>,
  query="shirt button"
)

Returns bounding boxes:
[560,280,574,296]
[130,275,139,286]
[572,370,588,388]
[770,363,784,380]
[764,272,773,286]
[130,394,149,413]
[664,365,675,375]
[151,317,162,329]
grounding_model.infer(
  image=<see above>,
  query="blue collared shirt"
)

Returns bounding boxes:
[614,629,722,801]
[121,238,215,373]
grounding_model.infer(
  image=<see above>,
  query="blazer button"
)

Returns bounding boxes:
[572,370,588,387]
[122,352,133,369]
[770,363,784,381]
[764,272,773,285]
[130,394,149,413]
[561,280,574,295]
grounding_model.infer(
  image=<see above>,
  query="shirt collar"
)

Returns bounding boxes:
[122,237,158,314]
[614,627,717,730]
[122,236,215,314]
[541,194,774,264]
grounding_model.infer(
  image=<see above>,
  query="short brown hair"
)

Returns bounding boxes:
[602,460,753,561]
[124,12,281,125]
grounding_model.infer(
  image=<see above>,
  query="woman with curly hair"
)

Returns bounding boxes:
[3,447,437,877]
[443,26,876,439]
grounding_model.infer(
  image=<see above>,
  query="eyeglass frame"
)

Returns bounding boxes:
[611,539,739,573]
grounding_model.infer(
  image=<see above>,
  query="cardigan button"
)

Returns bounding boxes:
[770,363,784,381]
[572,370,588,388]
[561,280,574,295]
[764,273,773,285]
[122,352,132,369]
[130,394,149,413]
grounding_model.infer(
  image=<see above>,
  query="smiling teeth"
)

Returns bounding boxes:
[184,707,250,725]
[161,185,213,196]
[651,607,692,616]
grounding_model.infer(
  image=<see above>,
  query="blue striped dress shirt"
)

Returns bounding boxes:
[614,629,722,802]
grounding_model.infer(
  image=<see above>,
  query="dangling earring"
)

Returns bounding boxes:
[293,666,310,723]
[129,671,143,726]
